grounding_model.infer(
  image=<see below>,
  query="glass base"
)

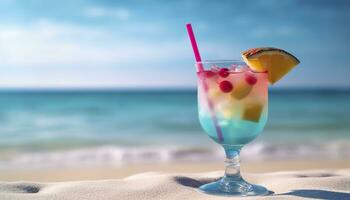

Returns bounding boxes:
[199,176,269,196]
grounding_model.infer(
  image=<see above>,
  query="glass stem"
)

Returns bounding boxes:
[217,147,247,192]
[224,148,242,180]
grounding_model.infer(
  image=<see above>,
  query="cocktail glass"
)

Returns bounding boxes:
[197,60,269,196]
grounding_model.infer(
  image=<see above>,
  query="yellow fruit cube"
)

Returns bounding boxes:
[231,81,253,100]
[242,103,263,122]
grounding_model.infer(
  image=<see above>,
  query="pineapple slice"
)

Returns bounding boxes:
[242,47,300,84]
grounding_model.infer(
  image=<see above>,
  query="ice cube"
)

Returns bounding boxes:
[236,64,249,72]
[221,106,237,118]
[208,87,221,99]
[210,65,220,72]
[216,98,238,119]
[229,64,238,71]
[216,98,232,110]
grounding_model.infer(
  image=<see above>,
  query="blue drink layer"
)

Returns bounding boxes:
[199,111,267,146]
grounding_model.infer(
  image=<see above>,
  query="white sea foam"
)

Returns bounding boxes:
[1,140,350,169]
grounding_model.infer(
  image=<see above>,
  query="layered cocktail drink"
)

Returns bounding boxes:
[196,61,269,196]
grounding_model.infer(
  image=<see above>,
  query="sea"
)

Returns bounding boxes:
[0,89,349,169]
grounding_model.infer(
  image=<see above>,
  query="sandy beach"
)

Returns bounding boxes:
[1,160,350,199]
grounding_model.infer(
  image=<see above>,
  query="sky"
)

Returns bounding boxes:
[0,0,349,89]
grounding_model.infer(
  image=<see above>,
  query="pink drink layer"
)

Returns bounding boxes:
[197,67,268,146]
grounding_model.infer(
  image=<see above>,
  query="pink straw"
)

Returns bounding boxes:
[186,24,204,71]
[186,24,223,143]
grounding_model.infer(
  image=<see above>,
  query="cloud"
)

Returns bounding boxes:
[0,20,191,68]
[83,6,131,21]
[0,19,199,88]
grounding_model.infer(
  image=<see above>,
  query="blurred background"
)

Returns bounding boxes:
[0,0,349,177]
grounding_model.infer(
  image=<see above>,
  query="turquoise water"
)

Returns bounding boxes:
[0,89,349,167]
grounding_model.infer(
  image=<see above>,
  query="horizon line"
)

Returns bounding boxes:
[0,86,349,92]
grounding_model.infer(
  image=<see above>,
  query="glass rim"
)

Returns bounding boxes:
[196,59,245,64]
[195,59,267,74]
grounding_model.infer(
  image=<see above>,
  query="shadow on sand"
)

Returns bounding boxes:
[174,176,219,188]
[175,176,350,199]
[279,189,350,200]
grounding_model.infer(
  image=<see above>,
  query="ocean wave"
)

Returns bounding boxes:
[0,140,350,169]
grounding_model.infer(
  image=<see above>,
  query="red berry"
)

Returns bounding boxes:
[219,81,233,93]
[218,68,229,78]
[245,73,257,85]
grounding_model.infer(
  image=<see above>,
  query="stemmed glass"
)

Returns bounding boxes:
[197,60,269,196]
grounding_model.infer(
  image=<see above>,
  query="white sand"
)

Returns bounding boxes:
[0,169,349,200]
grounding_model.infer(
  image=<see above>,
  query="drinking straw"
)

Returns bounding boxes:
[186,24,224,143]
